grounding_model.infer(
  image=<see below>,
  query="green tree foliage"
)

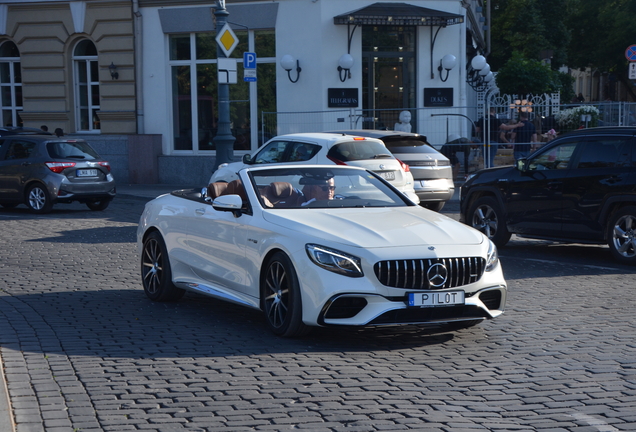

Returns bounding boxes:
[495,53,574,100]
[489,0,570,70]
[567,0,636,99]
[495,53,557,95]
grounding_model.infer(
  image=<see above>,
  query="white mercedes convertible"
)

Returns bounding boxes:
[137,165,507,337]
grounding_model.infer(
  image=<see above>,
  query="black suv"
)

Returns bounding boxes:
[460,126,636,264]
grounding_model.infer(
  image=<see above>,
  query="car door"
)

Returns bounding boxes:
[560,135,635,241]
[184,192,255,297]
[0,139,37,199]
[504,138,580,237]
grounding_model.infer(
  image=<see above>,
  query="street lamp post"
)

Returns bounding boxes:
[212,1,235,168]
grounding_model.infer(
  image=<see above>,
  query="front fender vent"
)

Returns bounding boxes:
[374,257,485,290]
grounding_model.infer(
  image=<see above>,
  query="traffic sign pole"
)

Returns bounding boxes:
[212,4,235,168]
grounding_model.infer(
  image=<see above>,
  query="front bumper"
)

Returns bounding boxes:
[294,243,507,328]
[317,285,506,326]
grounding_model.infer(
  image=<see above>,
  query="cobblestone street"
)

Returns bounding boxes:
[1,195,635,431]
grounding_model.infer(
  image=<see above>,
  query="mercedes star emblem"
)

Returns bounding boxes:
[427,263,448,288]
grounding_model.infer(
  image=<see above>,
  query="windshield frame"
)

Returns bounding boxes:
[247,166,414,210]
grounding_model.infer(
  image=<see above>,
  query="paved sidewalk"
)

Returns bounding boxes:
[0,362,12,432]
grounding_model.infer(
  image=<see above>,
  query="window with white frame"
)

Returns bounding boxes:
[73,40,100,132]
[0,41,22,127]
[168,30,276,154]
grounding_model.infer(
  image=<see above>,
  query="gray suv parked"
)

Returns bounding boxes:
[0,135,116,213]
[460,127,636,265]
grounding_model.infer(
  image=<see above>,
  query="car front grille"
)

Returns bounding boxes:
[374,257,485,290]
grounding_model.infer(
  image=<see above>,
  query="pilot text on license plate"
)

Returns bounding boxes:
[408,291,465,307]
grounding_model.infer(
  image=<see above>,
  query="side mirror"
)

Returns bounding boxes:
[212,194,243,217]
[242,153,253,164]
[516,158,527,172]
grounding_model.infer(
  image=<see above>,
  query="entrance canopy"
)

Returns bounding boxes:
[333,2,464,27]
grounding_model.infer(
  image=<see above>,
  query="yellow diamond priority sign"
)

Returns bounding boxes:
[216,23,239,57]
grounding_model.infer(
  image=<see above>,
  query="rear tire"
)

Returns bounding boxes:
[261,252,309,337]
[607,206,636,265]
[421,201,445,212]
[141,231,185,301]
[25,183,53,214]
[86,199,111,211]
[468,196,511,247]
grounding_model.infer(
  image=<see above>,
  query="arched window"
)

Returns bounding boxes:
[73,40,100,132]
[0,41,22,127]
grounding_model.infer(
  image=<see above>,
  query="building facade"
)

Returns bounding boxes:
[0,0,488,184]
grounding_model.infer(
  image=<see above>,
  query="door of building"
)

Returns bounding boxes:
[361,26,416,131]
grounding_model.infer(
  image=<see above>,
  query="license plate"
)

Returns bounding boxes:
[77,169,98,177]
[378,171,396,181]
[408,291,465,307]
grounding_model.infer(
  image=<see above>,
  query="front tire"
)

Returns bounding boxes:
[141,231,185,301]
[468,196,511,247]
[261,252,309,337]
[25,183,53,214]
[607,206,636,265]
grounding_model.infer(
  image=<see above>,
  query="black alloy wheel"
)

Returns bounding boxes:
[607,206,636,265]
[141,231,185,301]
[262,252,309,337]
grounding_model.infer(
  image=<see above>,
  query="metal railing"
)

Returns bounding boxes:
[261,101,636,176]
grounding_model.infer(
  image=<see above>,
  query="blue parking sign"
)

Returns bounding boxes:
[244,52,256,69]
[243,52,257,82]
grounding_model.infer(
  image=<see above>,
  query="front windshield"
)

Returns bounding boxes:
[249,167,411,209]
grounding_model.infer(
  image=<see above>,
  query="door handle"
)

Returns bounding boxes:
[195,208,205,215]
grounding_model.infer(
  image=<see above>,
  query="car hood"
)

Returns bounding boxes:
[262,207,484,248]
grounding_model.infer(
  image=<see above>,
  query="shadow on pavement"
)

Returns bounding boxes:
[0,289,465,360]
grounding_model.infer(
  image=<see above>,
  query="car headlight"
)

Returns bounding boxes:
[306,244,363,278]
[485,239,499,272]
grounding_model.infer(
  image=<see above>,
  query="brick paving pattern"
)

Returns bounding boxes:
[0,196,635,431]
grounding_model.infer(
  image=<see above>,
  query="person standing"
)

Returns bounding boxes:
[513,112,537,160]
[477,108,522,168]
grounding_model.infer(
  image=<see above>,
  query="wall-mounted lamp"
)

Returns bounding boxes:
[337,54,354,82]
[280,55,301,83]
[437,54,456,82]
[109,62,119,80]
[466,55,492,91]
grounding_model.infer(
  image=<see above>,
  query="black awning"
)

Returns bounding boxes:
[334,2,464,27]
